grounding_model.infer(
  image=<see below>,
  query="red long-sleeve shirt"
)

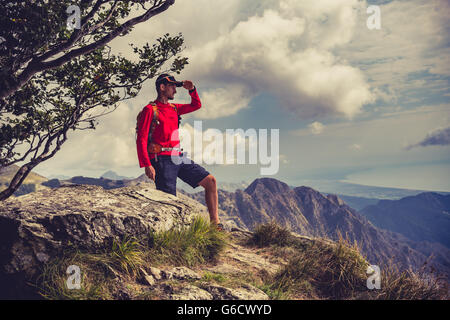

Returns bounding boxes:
[136,88,202,168]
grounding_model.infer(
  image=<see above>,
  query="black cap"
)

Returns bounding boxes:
[155,74,184,87]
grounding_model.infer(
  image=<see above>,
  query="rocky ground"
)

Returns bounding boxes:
[0,183,293,299]
[124,230,285,300]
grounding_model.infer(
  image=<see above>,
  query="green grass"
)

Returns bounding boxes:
[36,219,447,300]
[110,235,145,276]
[256,282,290,300]
[201,271,226,283]
[247,222,449,300]
[36,216,227,300]
[147,216,228,267]
[248,221,294,247]
[271,235,369,299]
[364,262,449,300]
[37,251,115,300]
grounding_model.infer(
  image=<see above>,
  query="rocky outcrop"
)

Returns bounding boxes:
[169,285,214,300]
[0,183,209,298]
[0,182,279,300]
[199,284,268,300]
[147,281,269,300]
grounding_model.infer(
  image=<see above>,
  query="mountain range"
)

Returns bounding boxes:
[296,179,450,200]
[182,178,450,277]
[360,192,450,248]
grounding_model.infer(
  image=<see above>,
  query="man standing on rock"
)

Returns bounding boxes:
[136,74,222,229]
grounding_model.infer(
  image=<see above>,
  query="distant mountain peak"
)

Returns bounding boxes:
[414,191,446,200]
[294,185,317,193]
[244,178,291,195]
[360,191,450,248]
[100,170,132,181]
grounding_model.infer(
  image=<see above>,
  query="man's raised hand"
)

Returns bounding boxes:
[183,80,194,91]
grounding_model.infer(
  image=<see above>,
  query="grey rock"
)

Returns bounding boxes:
[145,283,174,299]
[148,266,163,280]
[161,270,173,280]
[202,284,269,300]
[168,266,201,280]
[0,184,209,299]
[143,275,156,286]
[139,268,156,286]
[170,285,213,300]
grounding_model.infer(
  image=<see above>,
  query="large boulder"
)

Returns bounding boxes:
[0,184,209,299]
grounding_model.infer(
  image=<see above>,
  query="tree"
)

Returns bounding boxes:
[0,0,188,200]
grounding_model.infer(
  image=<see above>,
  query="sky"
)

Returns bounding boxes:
[30,0,450,192]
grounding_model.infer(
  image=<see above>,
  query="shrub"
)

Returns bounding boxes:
[148,216,228,266]
[367,262,449,300]
[37,251,114,300]
[251,222,449,300]
[271,235,369,299]
[202,271,226,283]
[248,221,294,247]
[110,235,145,277]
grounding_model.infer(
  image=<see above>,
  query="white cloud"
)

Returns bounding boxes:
[309,121,325,134]
[108,0,449,119]
[279,0,359,49]
[108,0,378,120]
[194,84,253,119]
[285,103,450,172]
[27,0,450,184]
[184,1,374,119]
[348,143,362,151]
[336,0,450,103]
[31,103,139,177]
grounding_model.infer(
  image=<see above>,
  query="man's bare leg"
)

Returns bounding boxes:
[198,174,219,224]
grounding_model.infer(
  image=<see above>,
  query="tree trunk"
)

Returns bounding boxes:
[0,162,38,201]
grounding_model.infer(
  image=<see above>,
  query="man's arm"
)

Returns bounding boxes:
[177,81,202,115]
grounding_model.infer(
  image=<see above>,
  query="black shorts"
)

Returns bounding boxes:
[150,153,210,196]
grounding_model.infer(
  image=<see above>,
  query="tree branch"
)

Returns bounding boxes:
[0,0,176,100]
[35,0,107,63]
[42,0,175,70]
[87,0,120,35]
